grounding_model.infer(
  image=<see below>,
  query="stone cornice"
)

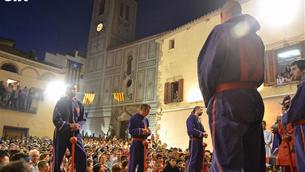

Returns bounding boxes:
[0,50,64,74]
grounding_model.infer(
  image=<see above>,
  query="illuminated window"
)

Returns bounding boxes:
[264,43,304,85]
[276,46,302,85]
[164,79,183,104]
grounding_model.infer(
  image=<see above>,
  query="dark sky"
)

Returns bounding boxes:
[0,0,224,60]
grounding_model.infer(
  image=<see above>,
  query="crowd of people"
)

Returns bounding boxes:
[0,81,36,112]
[276,73,292,86]
[0,113,299,172]
[276,64,294,86]
[0,136,213,172]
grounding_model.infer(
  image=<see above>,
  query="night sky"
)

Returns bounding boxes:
[0,0,225,60]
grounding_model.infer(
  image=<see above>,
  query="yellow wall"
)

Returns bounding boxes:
[159,107,212,150]
[157,0,304,150]
[0,54,64,138]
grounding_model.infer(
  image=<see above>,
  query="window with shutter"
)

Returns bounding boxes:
[264,50,277,85]
[178,79,184,102]
[163,79,184,104]
[164,82,170,104]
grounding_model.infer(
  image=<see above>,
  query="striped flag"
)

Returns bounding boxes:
[82,93,95,105]
[113,92,124,102]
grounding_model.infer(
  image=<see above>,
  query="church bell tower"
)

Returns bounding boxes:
[87,0,137,55]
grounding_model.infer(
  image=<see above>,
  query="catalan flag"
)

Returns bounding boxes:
[83,93,95,105]
[113,92,124,102]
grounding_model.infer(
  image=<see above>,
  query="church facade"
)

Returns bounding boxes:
[82,0,161,138]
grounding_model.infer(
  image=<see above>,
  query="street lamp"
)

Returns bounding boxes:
[45,81,67,101]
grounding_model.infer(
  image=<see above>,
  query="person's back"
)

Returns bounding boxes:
[197,0,265,171]
[198,1,264,107]
[211,14,264,85]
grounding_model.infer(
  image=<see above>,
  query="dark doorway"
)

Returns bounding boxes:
[119,120,129,139]
[3,126,28,139]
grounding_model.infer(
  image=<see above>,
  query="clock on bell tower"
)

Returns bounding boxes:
[87,0,137,55]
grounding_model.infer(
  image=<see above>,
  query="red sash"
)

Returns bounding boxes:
[215,82,257,93]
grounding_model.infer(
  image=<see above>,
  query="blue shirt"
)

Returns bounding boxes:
[197,14,264,107]
[282,78,305,124]
[186,113,205,139]
[53,97,86,132]
[128,113,150,139]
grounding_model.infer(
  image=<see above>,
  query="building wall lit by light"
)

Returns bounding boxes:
[0,41,65,138]
[156,0,304,150]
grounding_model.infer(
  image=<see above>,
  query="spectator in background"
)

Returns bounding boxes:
[5,83,13,108]
[271,96,291,155]
[10,152,29,162]
[21,87,29,110]
[10,84,18,109]
[97,154,110,172]
[20,86,28,111]
[0,81,5,104]
[163,157,180,172]
[61,157,69,172]
[0,160,32,172]
[29,149,39,172]
[111,164,122,172]
[276,74,285,85]
[86,159,94,172]
[262,120,272,169]
[38,153,49,163]
[271,116,282,155]
[121,160,128,172]
[262,121,272,157]
[25,88,34,111]
[0,150,10,169]
[37,161,49,172]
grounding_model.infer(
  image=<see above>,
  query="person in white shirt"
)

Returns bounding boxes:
[29,149,40,172]
[262,121,272,157]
